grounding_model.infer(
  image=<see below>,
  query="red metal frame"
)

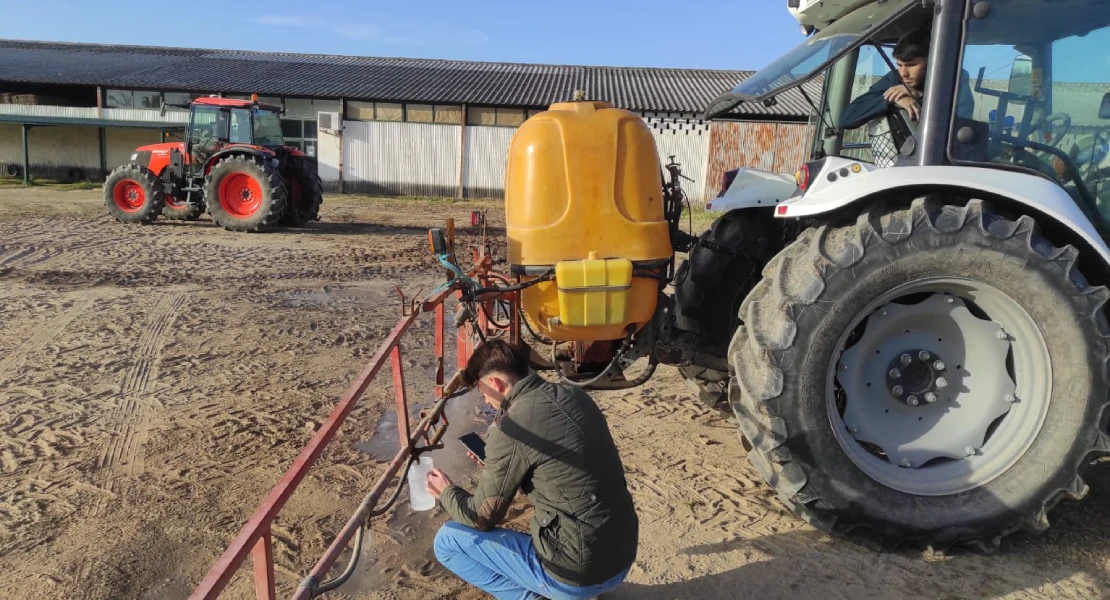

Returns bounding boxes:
[190,223,512,600]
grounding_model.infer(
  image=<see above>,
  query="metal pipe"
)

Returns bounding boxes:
[188,285,456,600]
[918,0,967,166]
[458,103,467,199]
[21,124,29,186]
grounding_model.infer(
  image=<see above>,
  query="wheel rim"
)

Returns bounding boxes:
[827,277,1052,496]
[218,172,263,217]
[112,179,145,213]
[165,194,185,210]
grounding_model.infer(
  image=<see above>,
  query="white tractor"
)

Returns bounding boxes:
[676,0,1110,548]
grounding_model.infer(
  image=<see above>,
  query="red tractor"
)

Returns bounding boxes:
[104,96,323,232]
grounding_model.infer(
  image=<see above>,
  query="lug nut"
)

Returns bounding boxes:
[901,353,913,365]
[934,360,946,371]
[906,395,919,406]
[889,368,901,379]
[925,392,937,403]
[996,330,1008,340]
[947,297,955,304]
[850,424,859,433]
[936,377,948,389]
[892,385,904,397]
[1005,393,1017,403]
[900,459,912,467]
[966,446,977,456]
[919,350,931,361]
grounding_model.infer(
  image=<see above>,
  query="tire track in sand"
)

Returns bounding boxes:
[98,293,187,480]
[0,298,92,387]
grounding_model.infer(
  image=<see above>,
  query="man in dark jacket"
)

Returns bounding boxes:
[426,340,638,600]
[841,28,975,130]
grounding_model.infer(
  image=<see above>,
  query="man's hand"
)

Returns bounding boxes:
[465,451,483,465]
[883,84,922,104]
[895,96,922,121]
[426,468,453,499]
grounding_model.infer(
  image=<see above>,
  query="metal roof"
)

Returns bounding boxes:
[0,39,817,120]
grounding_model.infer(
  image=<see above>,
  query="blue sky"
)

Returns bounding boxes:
[0,0,804,71]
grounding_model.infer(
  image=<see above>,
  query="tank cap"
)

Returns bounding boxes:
[588,251,600,260]
[572,90,587,101]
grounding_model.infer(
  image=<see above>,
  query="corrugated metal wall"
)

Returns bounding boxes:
[648,121,711,205]
[463,125,515,198]
[703,121,815,203]
[342,120,461,197]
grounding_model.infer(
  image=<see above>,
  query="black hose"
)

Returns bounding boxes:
[312,456,416,596]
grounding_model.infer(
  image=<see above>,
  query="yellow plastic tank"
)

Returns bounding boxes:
[505,100,672,342]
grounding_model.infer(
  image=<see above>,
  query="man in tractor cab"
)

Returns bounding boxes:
[425,339,638,600]
[842,28,975,129]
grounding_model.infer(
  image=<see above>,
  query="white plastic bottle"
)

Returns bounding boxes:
[407,455,436,511]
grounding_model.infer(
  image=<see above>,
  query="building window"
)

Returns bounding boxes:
[434,105,462,124]
[466,107,526,127]
[345,101,404,122]
[281,119,303,139]
[346,100,375,121]
[105,89,163,109]
[407,104,434,123]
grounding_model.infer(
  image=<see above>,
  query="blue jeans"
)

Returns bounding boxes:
[433,521,629,600]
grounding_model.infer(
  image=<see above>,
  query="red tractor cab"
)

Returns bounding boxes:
[104,95,323,231]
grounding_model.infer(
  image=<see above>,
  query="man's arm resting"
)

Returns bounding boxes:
[437,428,526,531]
[841,73,897,130]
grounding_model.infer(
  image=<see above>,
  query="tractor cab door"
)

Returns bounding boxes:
[187,104,230,173]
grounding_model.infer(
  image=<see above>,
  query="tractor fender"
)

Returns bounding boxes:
[203,146,277,175]
[776,161,1110,275]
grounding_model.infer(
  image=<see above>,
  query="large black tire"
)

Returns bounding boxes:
[673,209,780,409]
[161,180,205,221]
[729,197,1110,549]
[280,158,324,227]
[205,155,286,232]
[104,164,165,224]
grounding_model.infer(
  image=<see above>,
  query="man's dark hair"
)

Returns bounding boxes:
[894,29,931,62]
[464,339,530,386]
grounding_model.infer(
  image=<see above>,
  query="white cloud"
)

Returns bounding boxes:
[254,15,488,46]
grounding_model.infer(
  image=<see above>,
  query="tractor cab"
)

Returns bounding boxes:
[186,96,287,169]
[707,0,1110,231]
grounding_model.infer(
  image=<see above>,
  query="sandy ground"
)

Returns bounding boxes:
[2,186,1110,600]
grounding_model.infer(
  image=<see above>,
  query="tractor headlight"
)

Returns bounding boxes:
[130,153,138,161]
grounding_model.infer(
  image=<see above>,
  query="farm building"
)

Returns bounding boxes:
[0,39,820,205]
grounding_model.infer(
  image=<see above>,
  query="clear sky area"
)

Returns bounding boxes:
[0,0,806,71]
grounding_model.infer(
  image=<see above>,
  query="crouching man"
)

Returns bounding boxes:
[426,339,638,600]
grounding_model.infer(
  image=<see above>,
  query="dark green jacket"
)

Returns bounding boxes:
[439,373,639,586]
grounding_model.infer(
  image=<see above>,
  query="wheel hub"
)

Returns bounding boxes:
[886,349,947,404]
[837,293,1016,469]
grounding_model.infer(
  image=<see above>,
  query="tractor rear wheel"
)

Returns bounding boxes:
[280,158,323,226]
[729,197,1110,549]
[673,209,779,410]
[162,182,205,221]
[104,164,165,224]
[205,155,286,232]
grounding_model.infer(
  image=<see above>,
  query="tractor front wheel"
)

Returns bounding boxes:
[205,155,286,232]
[729,197,1110,549]
[104,164,165,224]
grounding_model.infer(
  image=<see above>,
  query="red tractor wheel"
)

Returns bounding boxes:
[204,155,286,232]
[280,157,324,227]
[104,164,165,224]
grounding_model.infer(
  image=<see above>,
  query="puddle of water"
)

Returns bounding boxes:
[344,385,495,592]
[280,284,388,308]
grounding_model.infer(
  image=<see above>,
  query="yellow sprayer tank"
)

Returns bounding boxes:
[506,100,672,342]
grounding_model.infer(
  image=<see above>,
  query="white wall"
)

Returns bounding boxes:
[342,120,461,197]
[283,98,341,120]
[463,125,515,198]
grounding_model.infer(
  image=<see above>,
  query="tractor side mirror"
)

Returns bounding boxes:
[1008,55,1034,99]
[1099,92,1110,120]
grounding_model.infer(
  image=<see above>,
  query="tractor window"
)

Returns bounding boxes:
[952,0,1110,223]
[229,108,252,145]
[253,110,284,147]
[841,44,899,163]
